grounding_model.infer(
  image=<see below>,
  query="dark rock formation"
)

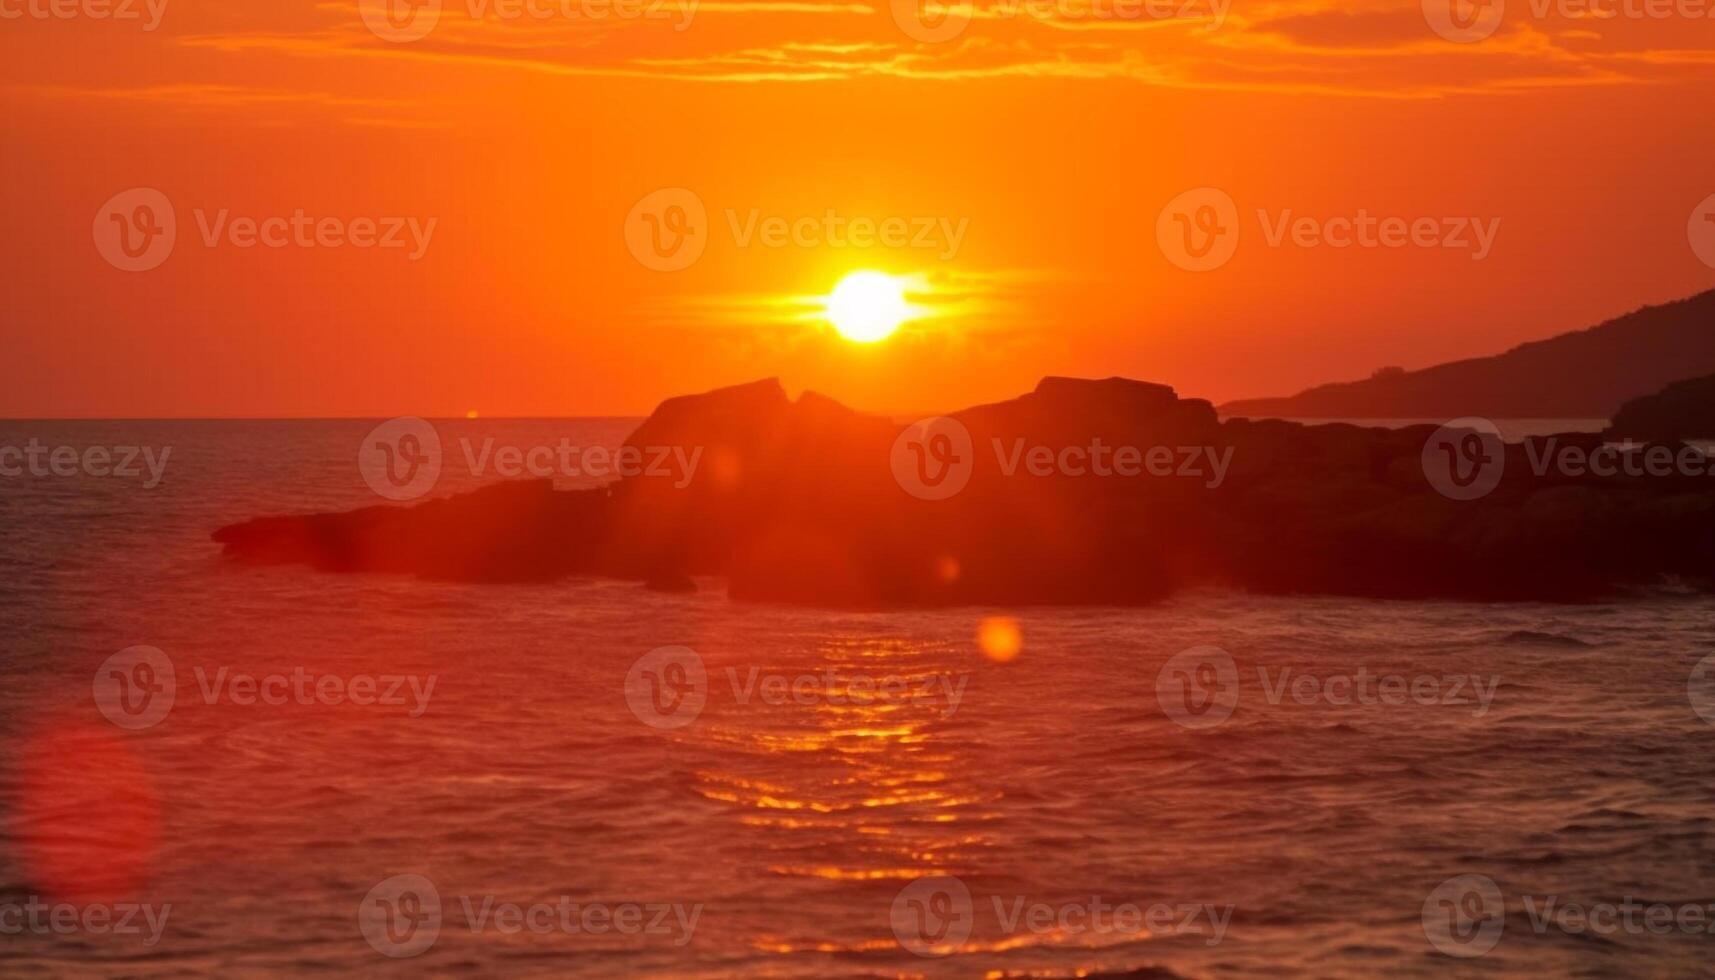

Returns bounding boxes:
[1221,288,1715,420]
[213,376,1715,604]
[1604,373,1715,442]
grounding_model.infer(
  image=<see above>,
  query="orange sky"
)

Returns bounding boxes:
[3,0,1714,416]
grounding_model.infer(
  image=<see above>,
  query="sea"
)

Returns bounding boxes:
[2,419,1713,978]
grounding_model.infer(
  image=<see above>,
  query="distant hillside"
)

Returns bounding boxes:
[1220,289,1715,420]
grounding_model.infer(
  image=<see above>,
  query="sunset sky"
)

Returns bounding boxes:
[4,0,1714,417]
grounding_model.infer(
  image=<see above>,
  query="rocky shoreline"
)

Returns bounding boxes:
[213,376,1715,604]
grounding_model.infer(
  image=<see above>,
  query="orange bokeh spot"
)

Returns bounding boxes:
[977,616,1022,663]
[11,719,161,903]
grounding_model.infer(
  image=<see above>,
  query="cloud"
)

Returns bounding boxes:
[1248,8,1439,47]
[9,0,1713,123]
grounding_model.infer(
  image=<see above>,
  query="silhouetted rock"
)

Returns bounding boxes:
[212,375,1715,604]
[1604,373,1715,442]
[1221,288,1715,420]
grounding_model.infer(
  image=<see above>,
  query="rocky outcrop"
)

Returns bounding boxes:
[212,376,1715,604]
[1604,373,1715,442]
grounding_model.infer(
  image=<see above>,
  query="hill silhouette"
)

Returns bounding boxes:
[1221,289,1715,420]
[1605,373,1715,441]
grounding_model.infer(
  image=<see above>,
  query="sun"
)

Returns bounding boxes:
[823,271,911,343]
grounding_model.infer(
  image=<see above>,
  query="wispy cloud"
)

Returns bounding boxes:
[9,0,1713,125]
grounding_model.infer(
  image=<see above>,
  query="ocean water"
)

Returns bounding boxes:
[1270,418,1611,441]
[2,420,1714,978]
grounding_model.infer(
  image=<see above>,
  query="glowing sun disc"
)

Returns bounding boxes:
[825,271,910,343]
